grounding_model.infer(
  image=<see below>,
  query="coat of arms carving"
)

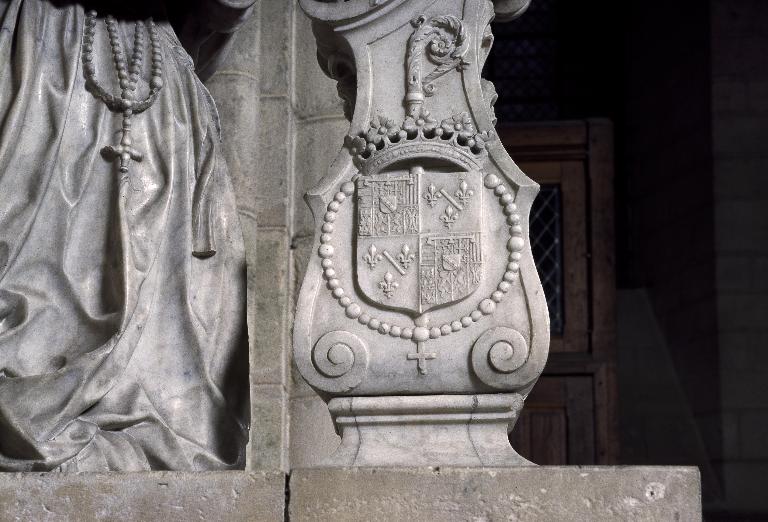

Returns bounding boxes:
[294,0,549,470]
[356,165,483,314]
[294,0,549,405]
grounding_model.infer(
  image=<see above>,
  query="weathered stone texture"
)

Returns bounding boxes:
[205,0,299,473]
[0,471,285,522]
[290,467,702,522]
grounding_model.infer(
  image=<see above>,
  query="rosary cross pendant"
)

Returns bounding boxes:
[101,127,143,173]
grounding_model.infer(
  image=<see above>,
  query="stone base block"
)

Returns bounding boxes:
[290,466,702,522]
[0,471,285,522]
[324,394,530,467]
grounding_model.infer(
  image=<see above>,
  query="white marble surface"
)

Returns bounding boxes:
[293,0,550,467]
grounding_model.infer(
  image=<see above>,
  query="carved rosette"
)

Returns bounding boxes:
[295,0,549,400]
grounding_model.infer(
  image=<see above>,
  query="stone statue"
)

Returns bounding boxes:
[294,0,549,466]
[0,0,255,471]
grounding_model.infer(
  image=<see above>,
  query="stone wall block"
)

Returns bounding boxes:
[248,384,288,472]
[722,462,768,512]
[0,472,285,521]
[716,294,768,332]
[218,7,262,75]
[716,255,768,293]
[715,200,768,254]
[711,0,768,38]
[259,0,293,96]
[256,96,292,227]
[747,80,768,112]
[713,77,748,114]
[250,229,290,385]
[719,331,768,373]
[712,34,768,78]
[713,115,768,159]
[206,75,261,215]
[738,409,768,459]
[721,367,768,411]
[713,0,768,510]
[719,411,741,461]
[714,159,768,199]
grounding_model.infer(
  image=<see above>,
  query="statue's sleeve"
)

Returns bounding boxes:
[171,0,258,81]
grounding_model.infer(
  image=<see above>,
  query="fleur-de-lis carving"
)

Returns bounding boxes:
[378,271,399,298]
[455,178,474,207]
[398,244,415,270]
[423,183,442,207]
[440,205,459,229]
[364,244,383,269]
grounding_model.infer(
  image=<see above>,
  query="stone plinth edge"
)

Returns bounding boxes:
[290,466,702,522]
[0,471,285,522]
[324,393,531,467]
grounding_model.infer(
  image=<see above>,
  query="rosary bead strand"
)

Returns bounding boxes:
[82,10,165,174]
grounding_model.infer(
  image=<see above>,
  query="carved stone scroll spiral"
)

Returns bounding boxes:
[311,330,370,393]
[405,14,469,116]
[471,327,530,388]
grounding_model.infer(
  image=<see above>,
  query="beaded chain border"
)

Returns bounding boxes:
[316,172,524,344]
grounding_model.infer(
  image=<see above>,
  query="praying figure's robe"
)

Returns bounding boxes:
[0,0,255,471]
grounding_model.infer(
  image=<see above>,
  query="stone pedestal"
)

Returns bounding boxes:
[0,471,285,521]
[295,0,550,469]
[290,467,702,522]
[324,394,531,467]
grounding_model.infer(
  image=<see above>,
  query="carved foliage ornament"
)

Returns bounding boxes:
[406,15,469,116]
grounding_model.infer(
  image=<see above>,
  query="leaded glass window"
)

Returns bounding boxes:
[529,184,564,334]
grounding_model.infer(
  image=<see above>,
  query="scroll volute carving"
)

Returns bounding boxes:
[405,14,469,116]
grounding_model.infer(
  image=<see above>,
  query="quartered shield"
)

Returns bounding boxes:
[355,165,483,314]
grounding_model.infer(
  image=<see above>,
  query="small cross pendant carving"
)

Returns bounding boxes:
[101,113,143,174]
[102,141,143,173]
[102,126,143,174]
[407,342,437,375]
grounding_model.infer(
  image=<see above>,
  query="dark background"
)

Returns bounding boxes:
[486,0,768,519]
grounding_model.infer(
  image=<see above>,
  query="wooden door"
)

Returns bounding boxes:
[501,120,618,464]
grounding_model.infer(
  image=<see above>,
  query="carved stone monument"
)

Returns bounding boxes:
[0,0,254,472]
[294,0,549,467]
[0,1,705,519]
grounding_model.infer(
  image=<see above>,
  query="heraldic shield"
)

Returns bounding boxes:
[356,165,483,314]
